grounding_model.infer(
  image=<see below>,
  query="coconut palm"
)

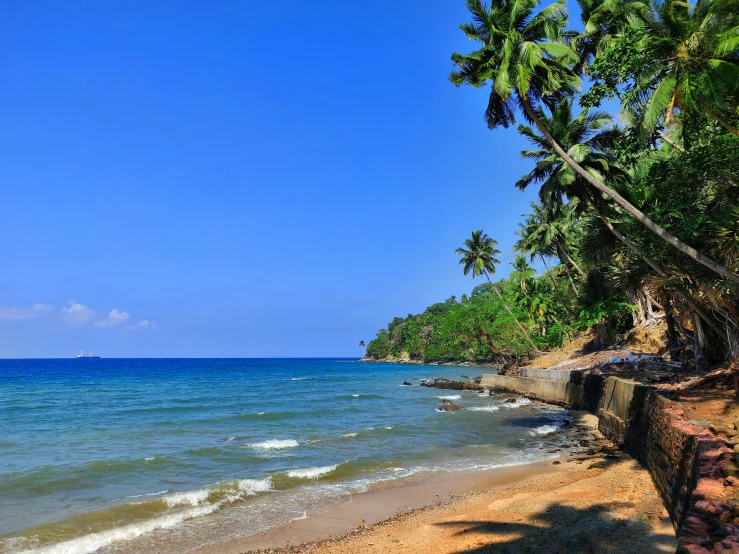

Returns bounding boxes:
[359,340,366,348]
[510,255,536,290]
[515,100,666,276]
[450,0,739,284]
[571,0,647,70]
[456,230,538,350]
[627,0,739,136]
[515,204,576,312]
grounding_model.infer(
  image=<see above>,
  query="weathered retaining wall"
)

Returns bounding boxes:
[480,371,586,408]
[480,370,738,553]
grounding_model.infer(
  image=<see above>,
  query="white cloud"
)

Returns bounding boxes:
[94,308,131,328]
[62,300,96,326]
[0,304,55,320]
[137,320,156,329]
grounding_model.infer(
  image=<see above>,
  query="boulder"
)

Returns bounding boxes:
[401,381,412,386]
[438,400,462,412]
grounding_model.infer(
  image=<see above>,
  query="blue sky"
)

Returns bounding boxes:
[0,1,589,358]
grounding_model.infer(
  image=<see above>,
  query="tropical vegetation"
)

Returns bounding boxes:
[365,0,738,368]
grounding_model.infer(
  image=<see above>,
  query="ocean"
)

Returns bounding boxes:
[0,358,574,554]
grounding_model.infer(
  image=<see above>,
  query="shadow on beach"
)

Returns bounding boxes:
[437,501,676,554]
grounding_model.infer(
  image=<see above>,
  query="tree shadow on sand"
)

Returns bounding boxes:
[435,502,676,554]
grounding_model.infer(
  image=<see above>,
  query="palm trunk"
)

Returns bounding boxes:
[521,98,739,285]
[707,108,739,139]
[556,239,586,277]
[483,272,538,351]
[589,201,667,277]
[658,131,685,153]
[564,263,579,296]
[540,254,574,317]
[555,241,582,296]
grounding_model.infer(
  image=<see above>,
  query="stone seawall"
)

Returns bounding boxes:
[480,370,738,553]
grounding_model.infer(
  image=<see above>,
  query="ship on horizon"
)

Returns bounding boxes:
[76,351,101,358]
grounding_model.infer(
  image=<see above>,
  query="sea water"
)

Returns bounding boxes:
[0,359,573,553]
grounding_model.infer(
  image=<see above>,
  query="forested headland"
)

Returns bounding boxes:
[364,0,739,369]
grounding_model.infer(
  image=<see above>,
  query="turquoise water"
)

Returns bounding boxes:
[0,359,571,554]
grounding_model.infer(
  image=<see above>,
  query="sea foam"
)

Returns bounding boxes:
[436,395,461,400]
[286,465,337,479]
[247,439,299,450]
[467,405,500,412]
[529,424,560,436]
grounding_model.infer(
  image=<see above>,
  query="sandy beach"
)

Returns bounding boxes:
[193,413,676,554]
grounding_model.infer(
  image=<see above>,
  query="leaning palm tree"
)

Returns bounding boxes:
[456,230,538,350]
[515,100,665,276]
[449,0,739,284]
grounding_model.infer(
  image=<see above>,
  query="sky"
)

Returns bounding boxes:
[0,1,588,358]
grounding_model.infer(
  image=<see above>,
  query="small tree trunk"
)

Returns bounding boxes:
[664,294,681,362]
[644,288,655,325]
[521,98,739,285]
[564,264,579,296]
[628,290,646,327]
[484,272,539,351]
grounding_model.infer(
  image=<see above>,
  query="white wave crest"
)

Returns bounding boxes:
[342,433,357,437]
[467,405,500,412]
[247,439,299,450]
[163,489,209,507]
[291,377,317,381]
[351,394,360,397]
[22,503,221,554]
[237,477,273,494]
[437,395,461,400]
[286,465,337,479]
[529,424,560,436]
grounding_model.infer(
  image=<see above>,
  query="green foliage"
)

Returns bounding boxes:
[365,274,577,363]
[369,0,739,364]
[575,300,636,331]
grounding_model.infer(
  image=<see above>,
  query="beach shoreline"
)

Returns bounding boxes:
[190,412,676,554]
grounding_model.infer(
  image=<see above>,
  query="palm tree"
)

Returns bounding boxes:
[572,0,647,70]
[510,255,536,290]
[514,204,576,312]
[628,0,739,136]
[449,0,739,284]
[456,230,538,350]
[359,340,366,348]
[515,100,666,276]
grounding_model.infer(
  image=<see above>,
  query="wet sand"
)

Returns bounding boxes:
[194,414,677,554]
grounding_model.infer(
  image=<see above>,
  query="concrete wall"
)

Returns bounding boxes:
[480,370,738,553]
[480,374,585,407]
[519,367,583,382]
